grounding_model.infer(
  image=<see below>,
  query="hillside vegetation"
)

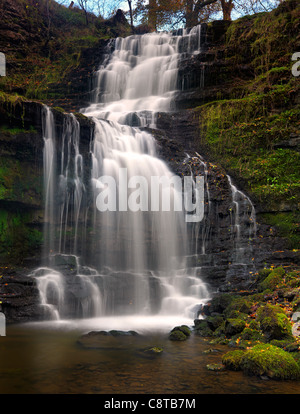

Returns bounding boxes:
[0,0,131,106]
[195,0,300,248]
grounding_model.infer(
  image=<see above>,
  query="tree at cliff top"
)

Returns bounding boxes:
[133,0,286,29]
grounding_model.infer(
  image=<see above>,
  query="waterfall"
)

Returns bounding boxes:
[42,105,56,259]
[225,175,257,290]
[84,25,202,127]
[227,175,257,262]
[33,25,256,326]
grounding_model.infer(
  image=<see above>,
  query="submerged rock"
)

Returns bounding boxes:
[135,346,164,360]
[144,346,163,354]
[206,363,225,372]
[76,329,140,348]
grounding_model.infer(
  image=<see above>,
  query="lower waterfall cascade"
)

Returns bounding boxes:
[30,25,257,329]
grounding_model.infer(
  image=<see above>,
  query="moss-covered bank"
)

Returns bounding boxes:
[194,0,300,249]
[192,265,300,380]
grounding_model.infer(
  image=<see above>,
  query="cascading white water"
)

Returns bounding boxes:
[90,119,187,273]
[33,26,213,327]
[42,105,56,258]
[227,175,257,263]
[57,113,85,255]
[84,25,202,127]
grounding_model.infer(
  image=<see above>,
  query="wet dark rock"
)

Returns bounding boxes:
[77,329,140,348]
[0,272,40,323]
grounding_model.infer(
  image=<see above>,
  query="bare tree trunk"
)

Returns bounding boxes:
[148,0,157,31]
[220,0,234,20]
[186,0,218,28]
[127,0,134,32]
[77,0,89,25]
[185,0,198,28]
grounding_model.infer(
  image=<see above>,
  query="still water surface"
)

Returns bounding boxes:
[1,317,300,394]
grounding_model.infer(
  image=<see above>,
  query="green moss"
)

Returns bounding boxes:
[0,91,26,105]
[258,266,286,291]
[206,315,224,330]
[256,303,293,341]
[169,329,188,341]
[197,94,300,213]
[209,293,237,314]
[286,270,300,288]
[240,344,300,380]
[0,158,42,205]
[225,318,246,337]
[224,342,300,379]
[145,347,163,354]
[206,363,225,372]
[52,106,66,114]
[193,319,214,337]
[222,350,244,371]
[0,207,43,263]
[240,327,264,342]
[260,212,300,249]
[169,325,191,341]
[270,339,299,351]
[224,297,253,317]
[256,268,272,283]
[0,125,37,134]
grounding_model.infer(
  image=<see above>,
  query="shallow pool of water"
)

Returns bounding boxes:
[1,318,300,394]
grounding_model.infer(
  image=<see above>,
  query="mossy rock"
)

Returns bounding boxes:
[222,350,244,371]
[194,319,214,337]
[225,310,249,320]
[213,321,226,337]
[143,347,163,354]
[258,267,285,292]
[206,363,225,372]
[240,344,300,380]
[256,268,272,283]
[169,325,191,341]
[223,344,300,380]
[206,315,224,330]
[209,293,236,314]
[285,271,300,288]
[248,319,260,330]
[169,330,188,341]
[270,339,299,352]
[256,303,293,341]
[225,318,246,337]
[240,327,264,342]
[224,297,253,316]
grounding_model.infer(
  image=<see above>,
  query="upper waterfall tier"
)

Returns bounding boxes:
[82,26,202,127]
